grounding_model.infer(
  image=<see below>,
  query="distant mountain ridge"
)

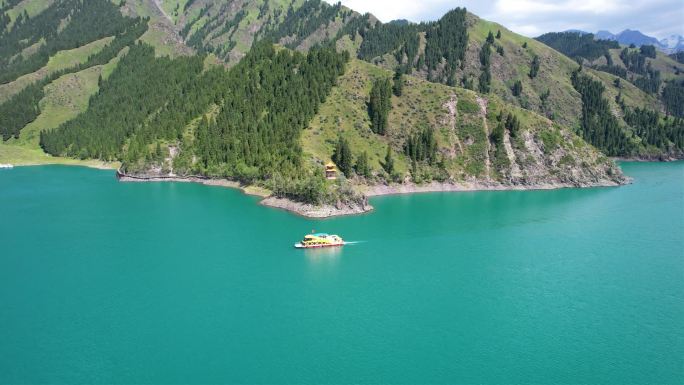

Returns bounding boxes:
[561,29,683,53]
[660,34,684,52]
[595,29,684,53]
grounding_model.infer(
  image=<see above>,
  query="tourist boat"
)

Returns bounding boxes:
[294,233,344,248]
[0,164,13,169]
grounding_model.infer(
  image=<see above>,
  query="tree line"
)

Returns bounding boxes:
[571,69,631,156]
[0,17,148,141]
[535,32,619,61]
[573,66,683,157]
[42,39,349,204]
[404,127,437,164]
[0,0,141,84]
[353,8,469,84]
[478,37,492,93]
[662,80,684,118]
[267,0,344,50]
[622,106,684,152]
[40,43,206,160]
[368,77,392,135]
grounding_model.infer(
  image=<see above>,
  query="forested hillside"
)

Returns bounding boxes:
[537,31,684,120]
[39,0,676,160]
[1,0,678,209]
[0,0,143,84]
[302,59,625,189]
[40,40,349,203]
[0,0,148,142]
[536,32,619,61]
[121,0,362,63]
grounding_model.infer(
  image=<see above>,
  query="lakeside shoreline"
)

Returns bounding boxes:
[115,169,630,218]
[116,170,373,217]
[2,161,635,218]
[362,179,628,197]
[0,151,120,170]
[16,161,118,170]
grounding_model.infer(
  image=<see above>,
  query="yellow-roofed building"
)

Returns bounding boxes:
[325,162,337,180]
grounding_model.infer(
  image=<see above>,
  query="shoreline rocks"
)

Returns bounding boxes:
[362,178,628,197]
[115,165,633,218]
[259,196,373,218]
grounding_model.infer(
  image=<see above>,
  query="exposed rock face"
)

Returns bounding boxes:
[260,196,373,218]
[122,0,194,57]
[510,126,628,187]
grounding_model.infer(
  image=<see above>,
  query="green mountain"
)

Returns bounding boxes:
[537,31,684,115]
[4,0,679,213]
[144,2,682,159]
[304,59,623,189]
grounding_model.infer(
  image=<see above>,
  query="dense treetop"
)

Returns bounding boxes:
[0,7,147,141]
[0,0,143,84]
[571,69,631,156]
[535,32,619,61]
[40,40,349,203]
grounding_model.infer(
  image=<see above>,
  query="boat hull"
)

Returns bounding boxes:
[294,242,344,249]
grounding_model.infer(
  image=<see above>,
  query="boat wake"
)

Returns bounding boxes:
[343,241,365,245]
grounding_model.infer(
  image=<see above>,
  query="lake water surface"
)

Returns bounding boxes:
[1,162,682,383]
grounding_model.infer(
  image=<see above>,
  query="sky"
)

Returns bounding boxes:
[323,0,684,39]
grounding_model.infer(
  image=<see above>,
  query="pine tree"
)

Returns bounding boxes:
[354,151,371,177]
[571,70,632,156]
[404,127,437,164]
[536,32,620,61]
[486,31,495,44]
[478,70,491,93]
[392,69,404,97]
[369,77,392,135]
[529,55,540,78]
[333,136,353,177]
[512,80,523,96]
[662,81,684,117]
[382,145,394,175]
[155,142,163,162]
[490,121,504,145]
[478,41,492,93]
[505,112,521,137]
[496,30,501,39]
[540,89,550,110]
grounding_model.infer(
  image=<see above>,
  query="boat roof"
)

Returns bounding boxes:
[304,233,332,238]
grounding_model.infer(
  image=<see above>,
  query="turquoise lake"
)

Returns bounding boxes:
[0,162,682,384]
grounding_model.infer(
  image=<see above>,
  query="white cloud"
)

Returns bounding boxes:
[324,0,684,39]
[324,0,443,22]
[494,0,621,15]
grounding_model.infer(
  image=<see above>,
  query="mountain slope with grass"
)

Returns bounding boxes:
[303,59,625,192]
[34,0,676,161]
[537,31,684,117]
[0,0,663,217]
[0,0,147,166]
[126,0,364,64]
[335,13,683,159]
